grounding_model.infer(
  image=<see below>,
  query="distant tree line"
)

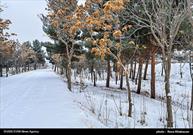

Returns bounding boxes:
[0,6,45,77]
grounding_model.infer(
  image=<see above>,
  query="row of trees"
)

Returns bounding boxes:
[0,7,46,77]
[41,0,193,127]
[0,40,46,77]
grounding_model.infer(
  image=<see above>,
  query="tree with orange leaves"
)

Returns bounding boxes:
[0,7,16,77]
[72,0,133,117]
[45,0,83,91]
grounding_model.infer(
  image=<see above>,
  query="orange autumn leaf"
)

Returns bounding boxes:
[113,30,122,38]
[99,39,107,47]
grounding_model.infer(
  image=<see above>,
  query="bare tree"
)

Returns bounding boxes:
[128,0,188,127]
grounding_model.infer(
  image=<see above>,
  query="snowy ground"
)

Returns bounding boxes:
[67,63,192,128]
[0,69,104,128]
[0,63,192,128]
[70,63,192,110]
[72,85,192,128]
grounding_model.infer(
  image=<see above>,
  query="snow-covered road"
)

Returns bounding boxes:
[0,69,93,128]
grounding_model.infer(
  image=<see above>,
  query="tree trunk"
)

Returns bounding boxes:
[0,65,2,77]
[164,56,173,128]
[93,70,96,87]
[151,50,156,99]
[129,60,133,78]
[6,66,9,77]
[60,67,64,75]
[115,62,118,85]
[54,65,56,72]
[74,69,77,80]
[179,63,183,78]
[15,65,18,74]
[120,67,123,89]
[115,72,118,85]
[125,71,132,117]
[143,58,149,80]
[34,63,37,70]
[11,67,14,75]
[24,65,26,72]
[161,63,164,76]
[91,64,94,82]
[19,65,21,73]
[191,77,193,110]
[56,66,59,73]
[137,58,143,94]
[102,70,104,80]
[106,56,111,87]
[98,70,101,80]
[65,67,67,78]
[189,51,193,110]
[135,68,139,85]
[165,74,173,128]
[132,59,137,81]
[67,63,72,91]
[91,71,93,82]
[28,64,30,71]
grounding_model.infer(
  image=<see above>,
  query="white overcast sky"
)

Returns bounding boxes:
[0,0,85,43]
[0,0,51,43]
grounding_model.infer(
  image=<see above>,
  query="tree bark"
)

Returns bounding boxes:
[132,58,137,81]
[60,67,64,75]
[135,68,139,85]
[34,63,37,70]
[115,73,118,85]
[143,58,149,80]
[93,70,96,87]
[125,71,132,117]
[0,65,2,77]
[114,61,118,85]
[161,63,164,76]
[191,77,193,110]
[15,65,18,74]
[190,52,193,110]
[54,65,57,72]
[27,64,30,71]
[106,56,111,87]
[137,57,143,94]
[91,64,94,82]
[120,67,123,89]
[6,66,9,77]
[24,65,26,72]
[129,60,133,78]
[151,50,156,99]
[164,56,173,128]
[11,67,14,75]
[67,62,72,91]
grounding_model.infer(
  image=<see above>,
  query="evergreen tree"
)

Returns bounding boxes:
[32,39,45,70]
